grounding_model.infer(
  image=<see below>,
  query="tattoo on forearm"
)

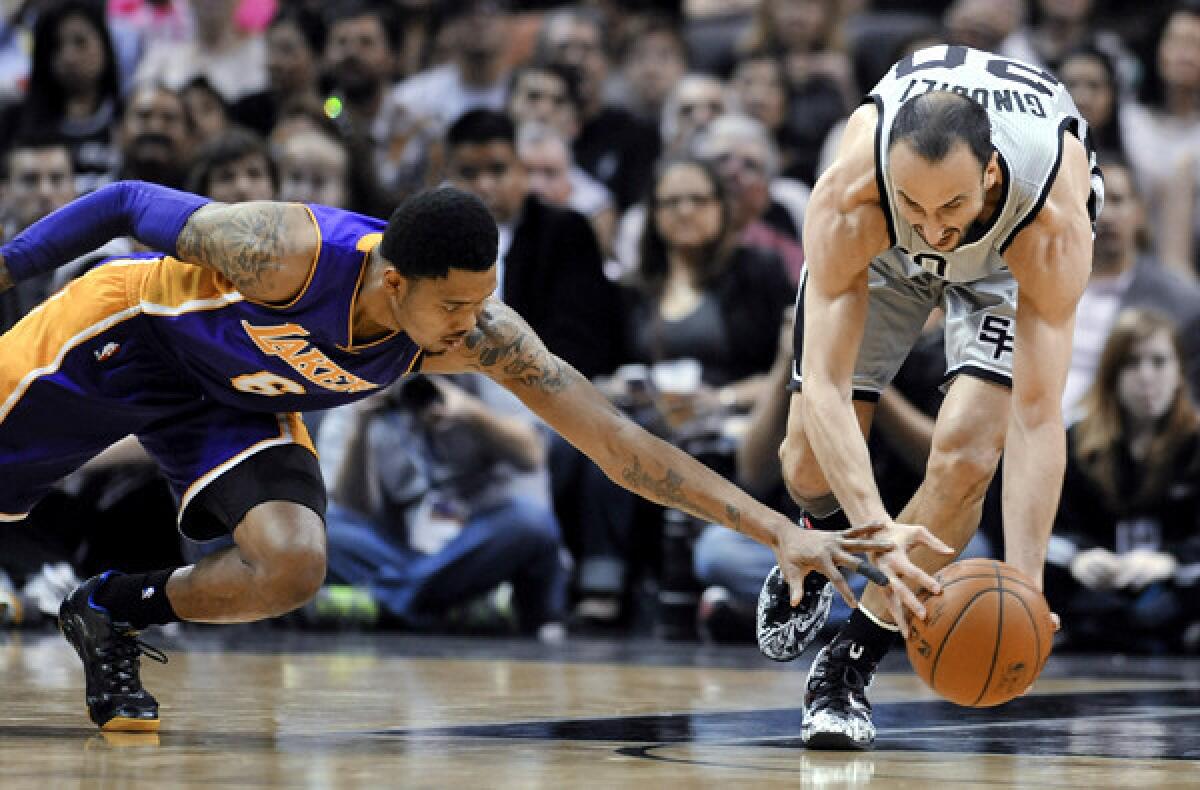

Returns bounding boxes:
[0,260,12,292]
[177,205,290,294]
[463,306,569,393]
[621,454,720,524]
[725,504,742,531]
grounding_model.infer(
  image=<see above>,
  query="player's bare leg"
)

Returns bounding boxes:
[166,501,327,622]
[858,375,1009,626]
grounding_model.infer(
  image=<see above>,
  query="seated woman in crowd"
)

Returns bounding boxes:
[1047,309,1200,653]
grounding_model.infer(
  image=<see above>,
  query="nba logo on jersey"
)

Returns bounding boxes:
[94,342,120,362]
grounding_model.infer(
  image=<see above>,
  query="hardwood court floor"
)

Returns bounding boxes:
[1,628,1198,789]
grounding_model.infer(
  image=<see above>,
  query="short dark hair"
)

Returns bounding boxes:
[324,0,400,51]
[185,126,278,197]
[445,108,515,150]
[889,91,993,167]
[508,60,584,115]
[270,5,326,57]
[381,186,498,279]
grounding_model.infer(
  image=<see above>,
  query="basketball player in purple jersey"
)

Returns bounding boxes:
[0,182,949,731]
[756,44,1101,749]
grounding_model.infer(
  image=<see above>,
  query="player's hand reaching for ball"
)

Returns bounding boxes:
[772,523,895,609]
[863,520,954,638]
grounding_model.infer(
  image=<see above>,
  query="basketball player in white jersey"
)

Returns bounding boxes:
[755,45,1103,749]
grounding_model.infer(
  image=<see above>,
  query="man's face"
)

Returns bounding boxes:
[671,79,726,148]
[387,264,498,354]
[120,86,191,185]
[446,141,527,224]
[1093,164,1140,268]
[268,19,318,95]
[5,147,74,230]
[278,132,350,208]
[205,153,276,203]
[519,137,572,206]
[731,58,786,132]
[508,71,578,139]
[325,14,393,100]
[888,139,996,252]
[698,133,771,229]
[543,18,606,110]
[623,31,685,110]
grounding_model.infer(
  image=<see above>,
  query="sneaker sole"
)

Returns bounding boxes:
[803,731,874,751]
[101,716,160,733]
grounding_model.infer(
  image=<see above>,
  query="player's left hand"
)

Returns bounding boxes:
[863,521,954,638]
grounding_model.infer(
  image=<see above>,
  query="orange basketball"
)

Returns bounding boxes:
[905,558,1055,707]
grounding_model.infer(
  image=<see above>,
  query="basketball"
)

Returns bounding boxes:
[905,559,1056,707]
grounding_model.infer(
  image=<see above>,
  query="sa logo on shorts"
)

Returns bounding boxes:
[978,315,1015,360]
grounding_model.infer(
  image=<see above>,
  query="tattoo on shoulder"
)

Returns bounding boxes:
[462,305,569,393]
[177,204,291,294]
[621,454,720,525]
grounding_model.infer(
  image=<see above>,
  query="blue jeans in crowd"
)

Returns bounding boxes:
[324,498,568,632]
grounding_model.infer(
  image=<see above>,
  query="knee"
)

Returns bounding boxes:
[241,517,328,614]
[779,434,826,501]
[925,439,1002,503]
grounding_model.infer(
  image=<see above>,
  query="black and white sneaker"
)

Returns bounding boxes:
[756,566,832,662]
[801,640,878,750]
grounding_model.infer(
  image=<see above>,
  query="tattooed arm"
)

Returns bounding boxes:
[176,202,319,302]
[422,300,899,605]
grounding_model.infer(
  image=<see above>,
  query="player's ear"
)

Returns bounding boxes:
[381,260,412,301]
[983,150,1000,190]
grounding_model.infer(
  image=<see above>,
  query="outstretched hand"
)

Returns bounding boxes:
[772,523,896,609]
[862,521,954,638]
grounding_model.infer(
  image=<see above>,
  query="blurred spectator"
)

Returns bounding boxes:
[507,60,584,141]
[943,0,1025,54]
[1046,309,1200,654]
[185,125,278,203]
[230,4,325,137]
[134,0,267,102]
[692,113,808,282]
[0,1,123,194]
[1059,45,1129,161]
[659,73,727,157]
[1062,158,1200,420]
[728,50,808,183]
[624,156,791,391]
[735,0,850,185]
[539,6,660,211]
[182,75,232,142]
[611,12,688,123]
[517,122,616,262]
[444,109,624,379]
[1004,0,1135,82]
[1123,2,1200,248]
[314,374,568,639]
[114,80,193,188]
[392,0,512,128]
[324,0,439,197]
[268,98,390,217]
[0,137,75,331]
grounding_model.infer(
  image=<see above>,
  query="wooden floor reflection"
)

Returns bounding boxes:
[1,629,1198,788]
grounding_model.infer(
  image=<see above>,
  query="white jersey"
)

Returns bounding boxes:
[869,45,1103,283]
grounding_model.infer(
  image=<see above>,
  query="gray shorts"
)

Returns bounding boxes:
[791,255,1018,400]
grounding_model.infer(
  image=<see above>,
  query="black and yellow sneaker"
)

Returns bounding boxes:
[58,573,167,732]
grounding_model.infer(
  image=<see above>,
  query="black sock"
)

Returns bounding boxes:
[834,607,898,664]
[93,570,180,630]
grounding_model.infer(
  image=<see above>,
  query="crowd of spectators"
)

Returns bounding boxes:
[0,0,1198,654]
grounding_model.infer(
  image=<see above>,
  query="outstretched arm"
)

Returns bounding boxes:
[0,181,317,303]
[423,300,900,607]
